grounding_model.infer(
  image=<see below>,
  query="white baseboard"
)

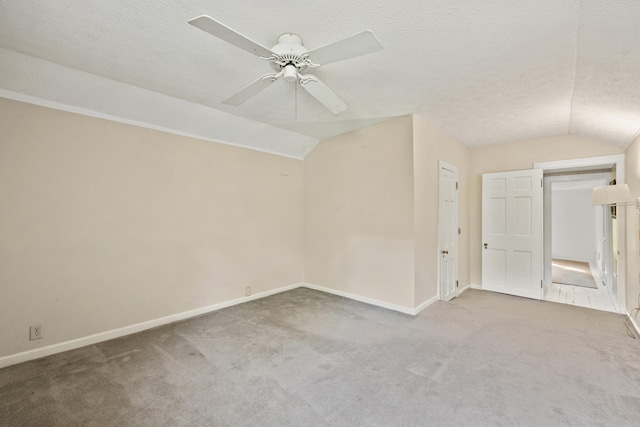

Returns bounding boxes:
[301,283,417,315]
[1,282,445,369]
[457,284,472,296]
[414,295,439,315]
[628,312,640,338]
[0,283,302,369]
[470,284,483,290]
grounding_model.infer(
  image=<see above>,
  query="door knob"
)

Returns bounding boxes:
[483,243,488,249]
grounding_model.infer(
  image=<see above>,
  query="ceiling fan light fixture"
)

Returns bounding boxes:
[283,64,298,82]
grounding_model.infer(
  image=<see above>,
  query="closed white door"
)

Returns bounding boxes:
[482,169,543,300]
[439,161,458,301]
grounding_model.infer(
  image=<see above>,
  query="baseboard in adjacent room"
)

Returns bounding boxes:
[0,282,303,369]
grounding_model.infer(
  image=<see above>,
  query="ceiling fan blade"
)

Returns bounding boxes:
[188,15,273,58]
[307,31,383,66]
[299,75,348,114]
[223,74,278,106]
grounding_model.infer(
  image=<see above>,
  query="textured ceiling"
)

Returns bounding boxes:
[1,0,639,158]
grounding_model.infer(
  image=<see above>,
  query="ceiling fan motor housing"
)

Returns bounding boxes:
[270,33,309,77]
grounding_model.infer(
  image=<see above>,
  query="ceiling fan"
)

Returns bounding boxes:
[188,16,383,114]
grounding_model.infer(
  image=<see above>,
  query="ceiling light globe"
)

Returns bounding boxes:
[283,64,298,83]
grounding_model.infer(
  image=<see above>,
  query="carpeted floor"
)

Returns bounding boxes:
[1,288,640,426]
[552,258,598,288]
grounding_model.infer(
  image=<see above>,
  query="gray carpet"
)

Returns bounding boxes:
[2,288,640,426]
[552,258,598,289]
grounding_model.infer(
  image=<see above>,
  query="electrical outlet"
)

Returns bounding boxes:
[30,324,43,340]
[245,287,251,297]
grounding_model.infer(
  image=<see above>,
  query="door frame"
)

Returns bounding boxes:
[438,160,459,301]
[534,154,626,313]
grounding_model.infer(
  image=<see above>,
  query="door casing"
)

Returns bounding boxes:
[534,155,626,313]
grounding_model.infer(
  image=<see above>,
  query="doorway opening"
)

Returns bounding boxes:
[545,173,618,312]
[535,154,626,313]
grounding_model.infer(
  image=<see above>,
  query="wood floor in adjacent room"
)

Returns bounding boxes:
[2,288,639,426]
[545,261,618,313]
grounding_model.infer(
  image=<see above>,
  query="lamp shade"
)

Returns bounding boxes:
[591,184,634,205]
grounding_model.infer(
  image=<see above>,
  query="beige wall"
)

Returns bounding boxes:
[4,95,633,361]
[304,116,416,308]
[413,115,470,304]
[469,135,624,285]
[625,136,640,318]
[0,98,303,358]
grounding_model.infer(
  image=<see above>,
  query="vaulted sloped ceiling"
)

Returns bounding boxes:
[1,1,639,158]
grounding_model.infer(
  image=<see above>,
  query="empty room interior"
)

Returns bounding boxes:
[2,1,640,426]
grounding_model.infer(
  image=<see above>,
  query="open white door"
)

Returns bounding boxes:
[482,169,543,300]
[439,161,458,301]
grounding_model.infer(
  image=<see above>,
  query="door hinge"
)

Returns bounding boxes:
[456,280,459,288]
[541,280,543,288]
[456,182,459,190]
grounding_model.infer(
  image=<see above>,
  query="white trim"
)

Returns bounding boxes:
[0,283,302,369]
[1,283,444,369]
[470,284,483,290]
[0,89,305,161]
[438,160,459,173]
[533,154,625,171]
[414,296,439,315]
[533,154,627,313]
[301,283,416,315]
[628,312,640,337]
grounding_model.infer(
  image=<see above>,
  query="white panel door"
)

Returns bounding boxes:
[482,169,543,299]
[439,162,458,301]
